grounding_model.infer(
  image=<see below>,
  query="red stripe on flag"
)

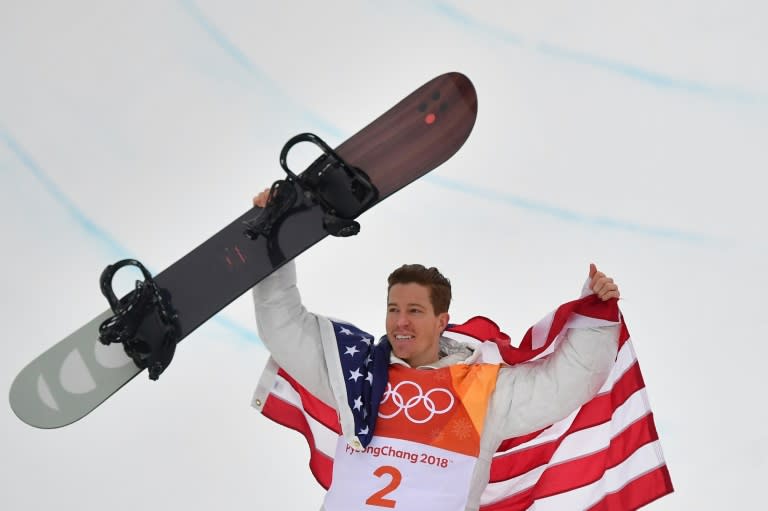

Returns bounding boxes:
[586,465,674,511]
[576,297,623,323]
[448,316,511,343]
[571,362,645,431]
[480,489,535,510]
[605,413,662,470]
[496,429,544,453]
[262,393,335,489]
[618,319,630,349]
[276,369,341,434]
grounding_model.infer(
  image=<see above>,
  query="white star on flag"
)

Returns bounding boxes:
[353,396,363,411]
[338,327,353,336]
[344,345,360,357]
[365,373,374,384]
[359,336,372,346]
[348,368,363,382]
[358,425,369,435]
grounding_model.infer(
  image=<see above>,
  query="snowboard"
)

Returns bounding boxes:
[10,72,478,429]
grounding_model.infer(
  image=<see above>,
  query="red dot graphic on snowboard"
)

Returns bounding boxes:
[418,90,449,125]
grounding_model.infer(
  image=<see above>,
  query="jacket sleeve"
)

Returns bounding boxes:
[493,324,620,438]
[252,260,336,407]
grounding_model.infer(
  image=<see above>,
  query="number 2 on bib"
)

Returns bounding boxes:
[365,465,402,508]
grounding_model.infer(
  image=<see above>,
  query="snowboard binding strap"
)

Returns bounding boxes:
[98,259,180,380]
[243,133,379,240]
[242,178,297,240]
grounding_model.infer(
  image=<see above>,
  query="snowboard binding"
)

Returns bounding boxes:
[243,133,379,240]
[98,259,180,380]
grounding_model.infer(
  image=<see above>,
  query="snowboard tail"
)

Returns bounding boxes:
[9,72,478,428]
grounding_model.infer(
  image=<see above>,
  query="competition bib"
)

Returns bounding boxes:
[324,363,500,510]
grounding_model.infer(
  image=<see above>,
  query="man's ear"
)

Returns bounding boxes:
[438,312,450,332]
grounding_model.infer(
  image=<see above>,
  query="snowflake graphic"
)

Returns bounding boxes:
[450,418,474,440]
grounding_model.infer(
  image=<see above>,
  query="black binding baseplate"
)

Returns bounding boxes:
[243,133,379,240]
[98,259,180,380]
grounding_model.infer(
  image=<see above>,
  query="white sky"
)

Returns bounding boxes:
[2,1,767,509]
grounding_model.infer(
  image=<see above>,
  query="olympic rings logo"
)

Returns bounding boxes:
[378,380,455,424]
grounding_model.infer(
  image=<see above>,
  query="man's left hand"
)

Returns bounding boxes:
[589,263,620,301]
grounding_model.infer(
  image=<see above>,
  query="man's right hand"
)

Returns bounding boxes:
[252,187,271,208]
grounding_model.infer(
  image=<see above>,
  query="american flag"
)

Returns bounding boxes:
[327,322,390,448]
[257,295,673,509]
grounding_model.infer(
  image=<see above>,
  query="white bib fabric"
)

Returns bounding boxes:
[325,436,476,510]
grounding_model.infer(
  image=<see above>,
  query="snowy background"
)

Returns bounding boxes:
[2,1,766,509]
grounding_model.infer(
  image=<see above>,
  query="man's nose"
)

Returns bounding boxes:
[396,313,411,328]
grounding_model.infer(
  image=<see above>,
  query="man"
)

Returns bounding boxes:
[250,190,621,510]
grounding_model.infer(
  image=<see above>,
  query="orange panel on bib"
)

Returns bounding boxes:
[375,364,500,457]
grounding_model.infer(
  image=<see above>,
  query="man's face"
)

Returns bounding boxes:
[386,283,449,367]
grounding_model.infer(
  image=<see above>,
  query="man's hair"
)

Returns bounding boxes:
[387,264,452,314]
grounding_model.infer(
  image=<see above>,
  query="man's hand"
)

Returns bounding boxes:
[589,263,620,301]
[252,187,271,208]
